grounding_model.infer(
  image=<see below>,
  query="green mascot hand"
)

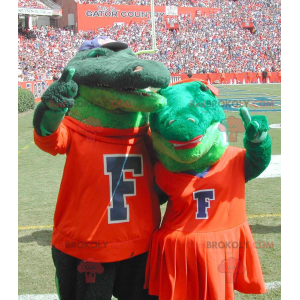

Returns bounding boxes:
[239,106,269,143]
[41,67,78,111]
[33,68,78,136]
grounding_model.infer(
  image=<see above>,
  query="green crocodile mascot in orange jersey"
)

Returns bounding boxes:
[33,36,170,300]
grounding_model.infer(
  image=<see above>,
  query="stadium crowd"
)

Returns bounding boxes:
[18,0,48,9]
[18,0,281,81]
[76,0,221,7]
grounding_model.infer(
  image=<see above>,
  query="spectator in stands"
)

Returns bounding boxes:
[262,68,268,83]
[277,70,281,83]
[246,71,251,84]
[220,71,226,84]
[18,22,24,35]
[207,72,212,84]
[18,0,48,9]
[266,69,271,83]
[256,69,262,83]
[233,70,238,83]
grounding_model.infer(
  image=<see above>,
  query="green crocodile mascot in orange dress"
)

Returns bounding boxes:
[145,79,271,300]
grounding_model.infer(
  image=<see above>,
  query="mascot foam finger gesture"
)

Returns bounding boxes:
[145,79,271,300]
[33,37,170,300]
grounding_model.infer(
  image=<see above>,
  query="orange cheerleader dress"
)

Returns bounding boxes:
[145,146,266,300]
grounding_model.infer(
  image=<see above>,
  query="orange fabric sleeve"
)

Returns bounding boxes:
[34,122,71,156]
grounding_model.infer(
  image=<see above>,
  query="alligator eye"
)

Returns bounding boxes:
[188,118,195,123]
[200,85,209,92]
[168,120,175,125]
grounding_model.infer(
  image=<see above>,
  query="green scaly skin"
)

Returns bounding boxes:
[33,47,170,135]
[149,80,271,182]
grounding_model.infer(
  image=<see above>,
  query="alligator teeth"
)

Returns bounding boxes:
[120,88,150,96]
[92,84,150,96]
[122,87,135,92]
[94,83,110,88]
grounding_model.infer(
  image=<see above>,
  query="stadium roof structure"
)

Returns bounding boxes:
[18,0,62,18]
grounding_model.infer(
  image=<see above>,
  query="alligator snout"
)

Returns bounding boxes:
[68,48,170,89]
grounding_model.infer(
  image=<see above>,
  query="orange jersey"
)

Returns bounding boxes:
[145,147,266,299]
[34,116,161,262]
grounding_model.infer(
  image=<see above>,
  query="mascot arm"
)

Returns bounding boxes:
[34,120,71,156]
[33,103,68,136]
[239,107,272,182]
[33,68,78,136]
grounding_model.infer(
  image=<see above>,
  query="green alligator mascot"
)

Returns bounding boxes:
[33,36,170,300]
[144,79,271,300]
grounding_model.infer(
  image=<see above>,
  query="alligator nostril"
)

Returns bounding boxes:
[200,85,209,92]
[188,118,196,123]
[169,120,175,125]
[134,66,143,72]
